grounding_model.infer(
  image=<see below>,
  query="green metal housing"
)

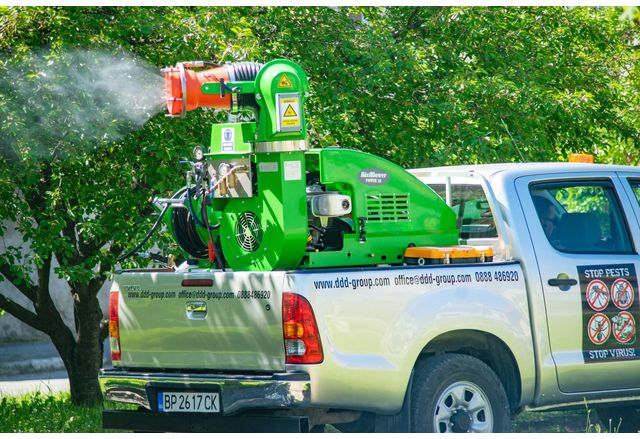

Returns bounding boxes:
[164,59,459,271]
[301,148,458,268]
[254,59,309,143]
[218,152,308,271]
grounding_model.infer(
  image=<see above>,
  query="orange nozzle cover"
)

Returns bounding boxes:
[164,65,232,115]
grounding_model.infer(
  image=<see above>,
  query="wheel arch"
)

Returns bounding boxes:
[417,329,521,413]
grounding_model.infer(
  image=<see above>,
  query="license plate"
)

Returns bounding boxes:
[158,391,220,413]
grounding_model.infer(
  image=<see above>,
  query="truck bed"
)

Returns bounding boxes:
[109,260,532,414]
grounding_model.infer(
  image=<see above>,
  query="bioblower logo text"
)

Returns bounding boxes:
[359,169,389,185]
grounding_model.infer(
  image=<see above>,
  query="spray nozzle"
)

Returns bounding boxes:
[163,61,232,117]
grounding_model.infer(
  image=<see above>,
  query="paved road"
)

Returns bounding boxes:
[0,341,71,397]
[0,340,111,397]
[0,370,70,396]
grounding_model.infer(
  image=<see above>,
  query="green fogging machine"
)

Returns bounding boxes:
[140,59,458,271]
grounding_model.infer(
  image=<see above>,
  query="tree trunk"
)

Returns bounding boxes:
[67,350,103,405]
[47,284,106,405]
[2,249,109,405]
[70,285,106,405]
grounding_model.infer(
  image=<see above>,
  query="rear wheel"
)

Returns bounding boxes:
[410,353,511,433]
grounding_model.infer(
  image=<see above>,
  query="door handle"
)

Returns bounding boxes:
[548,278,578,287]
[186,301,207,320]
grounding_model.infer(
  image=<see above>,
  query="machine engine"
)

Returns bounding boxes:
[158,59,459,271]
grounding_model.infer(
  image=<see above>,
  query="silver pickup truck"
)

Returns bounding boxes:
[100,162,640,433]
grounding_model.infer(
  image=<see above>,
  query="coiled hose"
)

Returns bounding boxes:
[118,187,220,263]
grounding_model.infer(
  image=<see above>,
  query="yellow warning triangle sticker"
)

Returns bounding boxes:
[278,74,293,88]
[283,104,297,117]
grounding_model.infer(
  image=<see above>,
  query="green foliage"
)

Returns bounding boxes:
[0,392,98,432]
[512,407,591,432]
[1,6,638,286]
[231,7,640,167]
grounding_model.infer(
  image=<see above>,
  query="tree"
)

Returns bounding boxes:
[0,6,257,404]
[257,6,640,167]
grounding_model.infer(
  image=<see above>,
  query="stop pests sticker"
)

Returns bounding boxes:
[578,264,640,363]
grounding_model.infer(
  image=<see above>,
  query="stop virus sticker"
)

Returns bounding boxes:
[578,264,640,363]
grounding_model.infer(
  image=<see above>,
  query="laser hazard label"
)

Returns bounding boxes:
[278,74,293,88]
[276,93,301,132]
[579,264,640,363]
[283,105,297,117]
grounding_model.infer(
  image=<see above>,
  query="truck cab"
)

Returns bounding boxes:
[413,162,640,410]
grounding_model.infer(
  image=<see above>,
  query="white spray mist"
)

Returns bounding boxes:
[1,49,165,159]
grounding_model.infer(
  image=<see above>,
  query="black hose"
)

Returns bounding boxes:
[229,62,263,81]
[214,237,226,270]
[171,201,208,259]
[117,203,170,263]
[185,186,207,228]
[185,186,221,231]
[229,62,262,110]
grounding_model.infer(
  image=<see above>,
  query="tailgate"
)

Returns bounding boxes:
[115,270,286,372]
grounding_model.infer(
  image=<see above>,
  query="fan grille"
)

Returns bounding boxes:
[235,211,262,252]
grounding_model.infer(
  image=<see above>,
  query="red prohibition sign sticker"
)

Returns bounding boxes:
[586,279,609,312]
[588,313,611,345]
[612,311,636,344]
[611,278,634,311]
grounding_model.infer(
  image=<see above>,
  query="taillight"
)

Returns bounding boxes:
[282,292,323,364]
[109,291,121,363]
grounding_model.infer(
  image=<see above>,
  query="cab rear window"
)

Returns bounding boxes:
[427,184,497,240]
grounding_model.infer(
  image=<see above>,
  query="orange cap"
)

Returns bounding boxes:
[569,153,594,163]
[164,65,232,115]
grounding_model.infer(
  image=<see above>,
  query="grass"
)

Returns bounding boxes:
[513,407,592,433]
[0,391,132,433]
[0,391,616,433]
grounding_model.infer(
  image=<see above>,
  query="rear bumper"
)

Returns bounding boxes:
[102,410,310,432]
[99,368,311,415]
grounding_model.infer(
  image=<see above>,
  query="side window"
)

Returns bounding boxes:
[530,181,633,254]
[627,179,640,205]
[427,184,497,239]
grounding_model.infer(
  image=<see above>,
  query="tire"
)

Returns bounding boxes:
[410,353,511,433]
[596,406,640,433]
